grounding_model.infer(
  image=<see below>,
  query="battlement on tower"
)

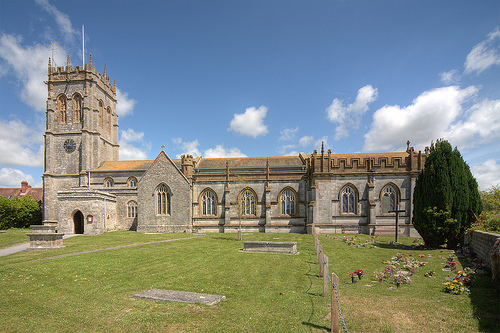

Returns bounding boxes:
[46,55,116,98]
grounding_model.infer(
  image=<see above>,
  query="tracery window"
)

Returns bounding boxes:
[104,178,114,187]
[280,188,296,215]
[127,201,137,218]
[239,189,256,216]
[106,106,112,133]
[98,100,104,127]
[156,184,171,215]
[127,177,137,187]
[382,185,397,214]
[341,186,356,214]
[201,189,217,216]
[57,94,67,123]
[72,93,82,123]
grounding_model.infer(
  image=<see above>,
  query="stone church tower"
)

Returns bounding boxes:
[42,55,119,225]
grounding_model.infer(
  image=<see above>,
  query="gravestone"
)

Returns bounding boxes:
[26,224,64,250]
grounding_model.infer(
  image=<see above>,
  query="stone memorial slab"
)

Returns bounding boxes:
[242,241,298,254]
[133,289,225,306]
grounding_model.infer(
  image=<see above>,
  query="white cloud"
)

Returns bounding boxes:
[0,34,64,111]
[172,138,201,158]
[34,0,78,43]
[445,98,500,148]
[229,106,268,138]
[464,27,500,75]
[116,88,136,117]
[326,85,378,140]
[471,159,500,191]
[363,86,478,152]
[119,128,150,160]
[0,167,38,187]
[298,136,314,147]
[0,119,43,167]
[284,151,299,156]
[439,69,460,85]
[204,145,246,158]
[279,127,299,141]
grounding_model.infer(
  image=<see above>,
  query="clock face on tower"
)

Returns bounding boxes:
[63,139,76,153]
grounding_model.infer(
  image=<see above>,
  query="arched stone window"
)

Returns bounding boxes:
[201,189,217,216]
[106,106,112,133]
[382,184,397,214]
[72,93,82,123]
[127,201,137,218]
[127,177,137,188]
[239,188,256,216]
[98,100,104,127]
[57,94,67,123]
[341,185,357,214]
[156,184,171,215]
[279,188,296,216]
[104,177,114,188]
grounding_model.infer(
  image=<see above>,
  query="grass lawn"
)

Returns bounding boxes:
[0,231,498,332]
[0,228,31,249]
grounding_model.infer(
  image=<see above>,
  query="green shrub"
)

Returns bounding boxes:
[0,195,42,230]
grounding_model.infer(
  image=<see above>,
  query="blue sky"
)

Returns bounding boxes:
[0,0,499,190]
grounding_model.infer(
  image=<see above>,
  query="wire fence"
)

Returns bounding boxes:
[313,227,349,333]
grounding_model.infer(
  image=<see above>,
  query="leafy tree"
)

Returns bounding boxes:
[0,195,42,230]
[413,139,482,248]
[475,185,500,233]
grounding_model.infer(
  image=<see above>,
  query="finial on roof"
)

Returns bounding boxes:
[113,79,116,87]
[406,140,410,150]
[104,63,107,76]
[48,57,51,67]
[321,141,324,155]
[89,54,92,65]
[67,55,70,68]
[161,144,165,151]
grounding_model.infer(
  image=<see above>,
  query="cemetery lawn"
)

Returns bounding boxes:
[0,232,498,332]
[0,228,31,249]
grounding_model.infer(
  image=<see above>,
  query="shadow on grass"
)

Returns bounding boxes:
[302,321,330,331]
[455,254,500,333]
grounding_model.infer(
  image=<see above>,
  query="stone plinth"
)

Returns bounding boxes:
[26,224,64,250]
[243,241,297,254]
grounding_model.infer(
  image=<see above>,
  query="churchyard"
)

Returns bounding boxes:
[0,230,498,332]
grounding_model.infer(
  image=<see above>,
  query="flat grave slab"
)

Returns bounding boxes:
[242,241,298,254]
[133,289,225,306]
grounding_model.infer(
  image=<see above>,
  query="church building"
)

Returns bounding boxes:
[42,56,427,236]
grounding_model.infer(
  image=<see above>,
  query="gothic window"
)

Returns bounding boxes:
[106,106,112,133]
[279,188,296,215]
[98,100,104,127]
[382,185,397,214]
[127,201,137,218]
[104,177,114,187]
[127,177,137,187]
[57,94,67,123]
[201,189,217,216]
[72,93,82,123]
[341,186,356,214]
[156,184,171,215]
[239,188,256,216]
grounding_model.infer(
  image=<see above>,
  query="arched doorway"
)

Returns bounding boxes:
[74,211,84,234]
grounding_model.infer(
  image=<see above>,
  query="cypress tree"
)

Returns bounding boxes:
[413,139,482,248]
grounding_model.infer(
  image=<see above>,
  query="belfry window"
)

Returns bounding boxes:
[280,188,296,215]
[72,93,82,123]
[382,185,397,213]
[239,189,256,216]
[106,106,112,133]
[57,95,67,123]
[341,186,356,214]
[127,201,137,218]
[156,184,171,215]
[201,189,217,216]
[98,100,104,127]
[127,177,137,187]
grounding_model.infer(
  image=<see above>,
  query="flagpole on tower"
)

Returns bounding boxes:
[82,24,85,67]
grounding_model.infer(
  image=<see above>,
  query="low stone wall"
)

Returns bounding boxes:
[468,230,500,268]
[242,241,297,254]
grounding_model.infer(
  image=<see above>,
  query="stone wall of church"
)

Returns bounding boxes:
[137,154,192,233]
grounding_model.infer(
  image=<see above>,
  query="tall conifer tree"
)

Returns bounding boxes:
[413,139,482,248]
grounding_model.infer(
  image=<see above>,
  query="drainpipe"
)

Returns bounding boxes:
[104,196,107,233]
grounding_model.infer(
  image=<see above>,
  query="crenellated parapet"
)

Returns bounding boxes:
[308,144,428,176]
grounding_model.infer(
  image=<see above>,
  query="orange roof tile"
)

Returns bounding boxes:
[196,155,305,169]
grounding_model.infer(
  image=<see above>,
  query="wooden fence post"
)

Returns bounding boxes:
[331,272,339,333]
[318,246,324,277]
[323,255,329,297]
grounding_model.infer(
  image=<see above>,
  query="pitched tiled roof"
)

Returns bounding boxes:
[91,160,154,172]
[196,156,305,169]
[0,183,43,202]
